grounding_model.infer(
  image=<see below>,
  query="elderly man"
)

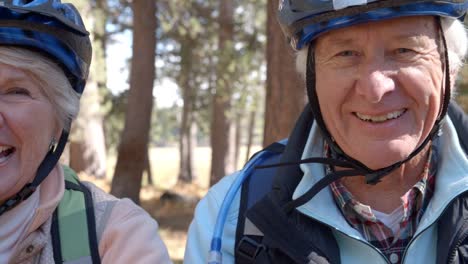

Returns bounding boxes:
[185,1,468,263]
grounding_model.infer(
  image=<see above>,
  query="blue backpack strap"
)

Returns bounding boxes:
[51,166,101,264]
[235,141,286,263]
[235,104,316,264]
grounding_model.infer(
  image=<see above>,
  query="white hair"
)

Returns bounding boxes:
[295,17,468,91]
[0,47,80,131]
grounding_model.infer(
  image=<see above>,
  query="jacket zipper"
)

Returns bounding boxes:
[298,211,391,264]
[401,190,468,263]
[447,220,468,263]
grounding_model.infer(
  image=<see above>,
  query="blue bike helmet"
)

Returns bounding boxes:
[0,0,91,215]
[273,0,468,211]
[278,0,468,50]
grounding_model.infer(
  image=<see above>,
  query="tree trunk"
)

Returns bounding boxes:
[69,0,107,179]
[110,0,156,204]
[263,0,306,147]
[179,103,197,182]
[210,0,235,186]
[93,0,108,93]
[145,149,153,185]
[245,109,256,163]
[178,41,197,183]
[234,112,242,170]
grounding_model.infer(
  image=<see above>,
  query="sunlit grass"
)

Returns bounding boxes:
[106,145,261,190]
[100,145,260,262]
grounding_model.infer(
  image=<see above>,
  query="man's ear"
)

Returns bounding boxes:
[450,67,460,94]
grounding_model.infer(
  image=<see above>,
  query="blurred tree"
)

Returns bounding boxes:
[159,0,218,183]
[110,0,156,203]
[151,104,180,146]
[455,19,468,111]
[245,107,257,163]
[263,0,306,147]
[70,0,107,179]
[156,0,266,186]
[99,0,132,155]
[231,0,267,167]
[210,0,236,186]
[178,39,198,183]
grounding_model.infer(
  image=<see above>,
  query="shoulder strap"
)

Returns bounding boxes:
[51,166,101,264]
[235,104,340,263]
[235,141,286,263]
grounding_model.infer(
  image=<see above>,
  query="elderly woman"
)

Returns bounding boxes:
[0,1,171,263]
[185,1,468,263]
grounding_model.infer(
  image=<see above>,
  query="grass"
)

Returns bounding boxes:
[85,145,260,262]
[106,146,260,189]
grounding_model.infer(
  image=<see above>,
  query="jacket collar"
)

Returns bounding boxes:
[27,165,64,234]
[293,116,468,239]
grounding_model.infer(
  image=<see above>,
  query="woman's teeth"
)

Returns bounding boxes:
[0,146,14,162]
[355,109,406,123]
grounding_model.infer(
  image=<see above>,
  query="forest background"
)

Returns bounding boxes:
[67,1,468,263]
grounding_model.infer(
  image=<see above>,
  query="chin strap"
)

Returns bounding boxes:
[0,129,69,216]
[260,17,451,214]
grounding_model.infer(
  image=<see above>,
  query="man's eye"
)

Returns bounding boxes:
[337,50,358,57]
[395,48,414,54]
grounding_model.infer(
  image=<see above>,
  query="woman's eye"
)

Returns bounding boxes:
[6,88,31,96]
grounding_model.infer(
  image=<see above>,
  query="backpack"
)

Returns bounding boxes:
[50,165,101,264]
[234,101,468,264]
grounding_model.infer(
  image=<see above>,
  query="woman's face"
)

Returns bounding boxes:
[315,16,443,169]
[0,63,58,202]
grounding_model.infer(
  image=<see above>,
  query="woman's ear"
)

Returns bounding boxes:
[53,119,64,144]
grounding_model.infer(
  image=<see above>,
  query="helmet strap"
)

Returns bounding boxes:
[0,129,69,216]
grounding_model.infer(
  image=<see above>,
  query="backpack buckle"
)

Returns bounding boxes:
[236,236,266,261]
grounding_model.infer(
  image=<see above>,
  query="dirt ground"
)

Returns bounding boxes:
[81,175,204,263]
[141,183,204,263]
[84,146,261,263]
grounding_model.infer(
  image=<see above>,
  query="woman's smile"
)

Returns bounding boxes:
[0,145,14,164]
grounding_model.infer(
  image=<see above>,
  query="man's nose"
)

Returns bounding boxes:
[355,61,395,103]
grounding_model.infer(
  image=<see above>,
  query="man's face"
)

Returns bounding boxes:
[315,16,443,169]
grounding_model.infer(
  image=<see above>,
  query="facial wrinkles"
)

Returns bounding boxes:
[0,66,29,87]
[0,66,55,200]
[311,17,446,172]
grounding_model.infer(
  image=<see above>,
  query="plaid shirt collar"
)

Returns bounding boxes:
[326,142,438,263]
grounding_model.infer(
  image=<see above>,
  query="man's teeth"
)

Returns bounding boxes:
[355,109,405,123]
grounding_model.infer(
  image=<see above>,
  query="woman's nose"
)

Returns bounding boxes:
[0,111,5,128]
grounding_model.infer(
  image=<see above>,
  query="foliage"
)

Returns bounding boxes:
[156,0,266,147]
[151,104,181,147]
[103,90,128,154]
[104,91,181,151]
[99,0,268,152]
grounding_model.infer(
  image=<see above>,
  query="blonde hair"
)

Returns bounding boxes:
[0,47,80,131]
[295,17,468,92]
